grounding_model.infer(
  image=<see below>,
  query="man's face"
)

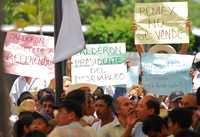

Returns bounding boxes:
[56,107,72,126]
[41,101,54,117]
[95,99,111,119]
[117,97,134,117]
[136,96,154,121]
[30,119,48,133]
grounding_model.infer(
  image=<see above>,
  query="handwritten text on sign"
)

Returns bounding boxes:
[3,32,54,79]
[142,53,194,95]
[71,43,127,86]
[135,2,188,44]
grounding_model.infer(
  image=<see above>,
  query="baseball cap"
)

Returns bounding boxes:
[169,91,184,102]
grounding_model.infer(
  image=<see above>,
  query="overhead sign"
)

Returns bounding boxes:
[135,2,189,44]
[71,43,127,86]
[4,32,54,79]
[142,53,194,95]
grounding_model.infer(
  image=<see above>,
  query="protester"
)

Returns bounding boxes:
[167,108,192,136]
[167,91,184,109]
[128,84,145,102]
[92,94,114,131]
[39,94,55,119]
[10,76,49,104]
[142,115,169,137]
[65,88,97,136]
[121,95,160,137]
[98,96,135,137]
[48,99,93,137]
[35,88,54,111]
[13,114,34,137]
[30,112,49,134]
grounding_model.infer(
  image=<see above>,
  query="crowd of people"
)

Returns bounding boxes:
[7,73,200,137]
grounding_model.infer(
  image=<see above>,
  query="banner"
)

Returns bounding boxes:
[4,32,54,79]
[135,2,188,44]
[142,53,194,95]
[54,0,85,63]
[71,43,127,86]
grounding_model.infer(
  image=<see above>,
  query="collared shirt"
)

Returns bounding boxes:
[92,120,102,132]
[10,76,49,104]
[48,122,93,137]
[97,117,124,137]
[131,122,147,137]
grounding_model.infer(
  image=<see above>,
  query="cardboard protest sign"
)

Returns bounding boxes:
[4,32,54,79]
[71,43,127,86]
[142,53,194,95]
[135,2,189,44]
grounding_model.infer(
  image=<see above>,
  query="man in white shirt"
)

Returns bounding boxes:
[10,76,49,104]
[92,95,114,131]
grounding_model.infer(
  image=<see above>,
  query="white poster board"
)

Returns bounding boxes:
[4,32,54,79]
[135,2,189,44]
[71,43,127,86]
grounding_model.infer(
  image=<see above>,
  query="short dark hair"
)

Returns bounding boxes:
[59,99,83,118]
[14,114,34,137]
[142,115,167,136]
[168,108,192,129]
[65,89,86,105]
[32,112,48,125]
[96,94,113,108]
[146,99,160,115]
[39,94,54,105]
[37,88,54,101]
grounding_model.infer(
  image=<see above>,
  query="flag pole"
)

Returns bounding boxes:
[54,0,63,104]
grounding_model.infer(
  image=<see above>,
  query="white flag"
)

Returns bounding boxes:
[54,0,85,63]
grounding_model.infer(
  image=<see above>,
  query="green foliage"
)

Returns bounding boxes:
[3,0,200,52]
[3,0,53,25]
[85,16,134,51]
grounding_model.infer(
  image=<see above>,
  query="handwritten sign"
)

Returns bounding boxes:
[4,32,54,79]
[142,53,194,95]
[71,43,127,86]
[135,2,189,44]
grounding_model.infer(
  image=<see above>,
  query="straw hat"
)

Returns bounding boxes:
[148,45,176,54]
[15,99,36,114]
[66,83,98,94]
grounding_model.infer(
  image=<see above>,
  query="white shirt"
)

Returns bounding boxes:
[92,120,102,132]
[10,76,49,104]
[193,71,200,92]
